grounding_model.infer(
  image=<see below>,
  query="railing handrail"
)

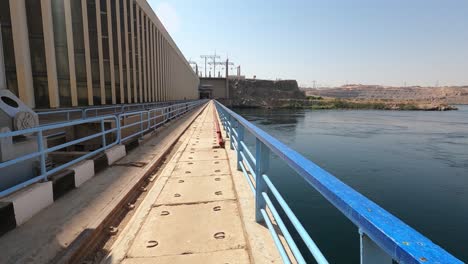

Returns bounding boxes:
[0,100,207,198]
[0,114,120,197]
[36,100,192,124]
[214,100,462,264]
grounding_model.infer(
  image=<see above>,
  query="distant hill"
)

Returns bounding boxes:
[302,85,468,104]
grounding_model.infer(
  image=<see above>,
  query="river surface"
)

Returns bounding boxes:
[233,105,468,263]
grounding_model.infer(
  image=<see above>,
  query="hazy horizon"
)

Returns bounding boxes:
[148,0,468,88]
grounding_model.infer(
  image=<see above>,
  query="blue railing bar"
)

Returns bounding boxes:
[37,108,83,117]
[0,174,47,197]
[232,127,239,138]
[239,161,255,193]
[0,149,42,169]
[241,141,256,167]
[45,131,66,139]
[215,101,462,264]
[118,101,205,143]
[261,208,292,264]
[0,127,117,169]
[0,115,118,138]
[240,151,256,180]
[262,191,308,264]
[0,129,119,196]
[232,140,238,151]
[232,134,238,144]
[38,131,46,176]
[0,101,206,198]
[46,128,118,153]
[263,174,328,263]
[0,128,118,170]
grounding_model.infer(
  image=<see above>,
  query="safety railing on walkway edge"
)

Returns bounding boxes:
[214,100,462,264]
[36,100,187,125]
[0,115,119,198]
[0,100,207,198]
[119,101,204,143]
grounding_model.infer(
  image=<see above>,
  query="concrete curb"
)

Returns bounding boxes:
[0,182,54,234]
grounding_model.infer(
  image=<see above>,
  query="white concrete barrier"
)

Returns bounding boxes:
[3,182,53,226]
[71,160,95,188]
[105,145,126,165]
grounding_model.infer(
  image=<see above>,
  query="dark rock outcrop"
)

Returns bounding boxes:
[228,79,306,108]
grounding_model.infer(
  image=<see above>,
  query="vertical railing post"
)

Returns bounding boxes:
[360,230,392,264]
[101,119,107,147]
[146,111,150,131]
[140,112,144,138]
[37,130,47,180]
[227,115,232,139]
[255,138,270,223]
[236,123,244,171]
[229,119,235,150]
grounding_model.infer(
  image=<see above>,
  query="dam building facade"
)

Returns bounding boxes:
[0,0,199,109]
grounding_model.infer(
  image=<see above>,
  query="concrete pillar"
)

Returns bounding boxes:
[164,40,168,100]
[95,0,106,104]
[130,0,137,102]
[162,39,166,101]
[136,6,142,102]
[64,0,78,106]
[123,0,131,103]
[149,22,154,102]
[40,0,60,108]
[156,30,161,101]
[153,25,158,102]
[145,16,150,102]
[9,0,35,108]
[141,12,147,102]
[116,0,124,104]
[106,0,116,104]
[81,0,93,106]
[0,24,5,90]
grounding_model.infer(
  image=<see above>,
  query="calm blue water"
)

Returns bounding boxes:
[234,105,468,263]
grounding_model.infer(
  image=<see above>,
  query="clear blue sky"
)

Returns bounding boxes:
[148,0,468,87]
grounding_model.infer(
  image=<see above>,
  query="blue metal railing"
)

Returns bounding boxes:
[0,115,120,197]
[119,101,204,143]
[36,100,185,126]
[0,100,206,198]
[214,100,462,264]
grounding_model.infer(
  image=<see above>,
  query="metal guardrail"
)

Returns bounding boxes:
[214,100,462,264]
[119,101,204,143]
[0,100,206,198]
[0,115,119,197]
[36,100,186,125]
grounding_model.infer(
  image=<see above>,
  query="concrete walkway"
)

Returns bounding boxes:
[0,104,205,264]
[104,101,281,263]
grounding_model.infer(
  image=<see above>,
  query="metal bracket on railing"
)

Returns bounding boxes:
[360,230,393,264]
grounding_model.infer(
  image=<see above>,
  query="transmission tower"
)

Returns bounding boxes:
[208,60,234,77]
[200,53,220,78]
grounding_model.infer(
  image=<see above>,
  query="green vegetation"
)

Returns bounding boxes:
[306,95,323,100]
[310,99,388,110]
